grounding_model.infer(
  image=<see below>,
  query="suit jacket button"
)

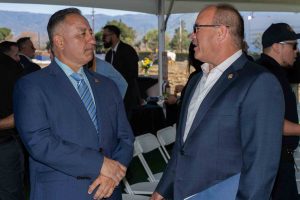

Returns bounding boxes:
[99,148,103,153]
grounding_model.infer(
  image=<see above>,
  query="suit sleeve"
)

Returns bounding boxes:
[110,83,134,167]
[123,45,139,81]
[154,130,181,199]
[236,72,284,199]
[14,78,103,180]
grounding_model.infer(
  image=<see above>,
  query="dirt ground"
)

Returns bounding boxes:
[139,61,192,94]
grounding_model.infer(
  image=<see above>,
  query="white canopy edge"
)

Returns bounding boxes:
[1,0,300,14]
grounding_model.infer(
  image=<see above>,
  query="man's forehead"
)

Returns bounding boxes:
[65,14,90,26]
[197,6,216,22]
[61,16,91,32]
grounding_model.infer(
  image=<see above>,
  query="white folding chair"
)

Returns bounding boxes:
[122,145,158,195]
[294,144,300,193]
[122,193,150,200]
[123,177,157,195]
[135,133,168,182]
[156,126,176,160]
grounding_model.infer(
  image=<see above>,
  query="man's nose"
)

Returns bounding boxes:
[90,37,96,45]
[87,32,96,45]
[190,32,197,40]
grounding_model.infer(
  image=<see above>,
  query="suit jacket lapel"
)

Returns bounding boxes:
[184,54,248,143]
[178,72,203,146]
[49,62,97,130]
[113,42,123,67]
[105,49,113,64]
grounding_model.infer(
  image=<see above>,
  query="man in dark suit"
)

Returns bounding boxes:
[256,23,300,200]
[17,37,40,75]
[151,4,284,200]
[14,8,134,200]
[0,42,24,200]
[0,41,21,62]
[102,25,140,119]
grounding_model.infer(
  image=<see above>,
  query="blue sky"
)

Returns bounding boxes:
[0,3,142,15]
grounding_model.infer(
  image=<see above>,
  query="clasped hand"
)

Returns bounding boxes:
[88,157,126,200]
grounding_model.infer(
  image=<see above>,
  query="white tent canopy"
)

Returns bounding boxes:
[2,0,300,94]
[1,0,300,14]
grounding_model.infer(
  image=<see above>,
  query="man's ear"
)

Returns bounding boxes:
[217,25,228,42]
[53,34,64,50]
[272,43,281,54]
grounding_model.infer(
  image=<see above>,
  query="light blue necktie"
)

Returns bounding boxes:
[71,73,99,132]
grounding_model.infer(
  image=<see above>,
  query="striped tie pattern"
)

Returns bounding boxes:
[71,73,99,132]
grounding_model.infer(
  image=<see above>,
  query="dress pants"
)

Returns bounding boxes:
[0,138,25,200]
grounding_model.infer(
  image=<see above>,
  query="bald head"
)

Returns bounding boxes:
[193,4,244,65]
[212,4,244,49]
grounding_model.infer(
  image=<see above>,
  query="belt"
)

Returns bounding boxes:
[0,135,15,144]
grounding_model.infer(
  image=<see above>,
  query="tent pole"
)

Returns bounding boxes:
[158,0,165,96]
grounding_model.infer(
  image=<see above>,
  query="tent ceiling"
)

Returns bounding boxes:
[1,0,300,14]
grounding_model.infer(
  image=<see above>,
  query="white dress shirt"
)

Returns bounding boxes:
[183,50,242,142]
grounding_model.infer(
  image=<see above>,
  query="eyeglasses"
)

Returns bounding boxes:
[193,24,230,33]
[279,41,298,50]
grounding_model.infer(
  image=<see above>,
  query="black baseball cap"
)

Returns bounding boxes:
[262,23,300,49]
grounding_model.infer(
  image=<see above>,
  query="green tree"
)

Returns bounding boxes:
[143,29,158,51]
[94,31,104,53]
[142,29,170,51]
[99,20,136,45]
[94,20,136,52]
[169,21,190,52]
[0,27,12,41]
[107,20,136,45]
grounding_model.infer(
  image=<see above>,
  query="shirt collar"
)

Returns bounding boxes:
[112,41,120,52]
[201,63,211,76]
[54,57,84,77]
[202,50,242,75]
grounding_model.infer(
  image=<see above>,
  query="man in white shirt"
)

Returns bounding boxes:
[151,3,284,200]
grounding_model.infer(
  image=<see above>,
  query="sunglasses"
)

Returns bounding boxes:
[193,24,230,34]
[279,41,298,50]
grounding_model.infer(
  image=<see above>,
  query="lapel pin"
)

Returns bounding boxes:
[94,78,100,83]
[228,73,234,79]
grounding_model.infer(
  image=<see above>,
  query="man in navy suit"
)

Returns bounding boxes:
[151,4,284,200]
[14,8,134,200]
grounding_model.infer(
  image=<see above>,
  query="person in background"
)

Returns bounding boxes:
[102,25,140,119]
[165,42,203,125]
[86,55,128,99]
[0,41,24,200]
[256,23,300,200]
[242,40,254,61]
[14,8,134,200]
[0,41,20,62]
[17,37,40,75]
[151,3,284,200]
